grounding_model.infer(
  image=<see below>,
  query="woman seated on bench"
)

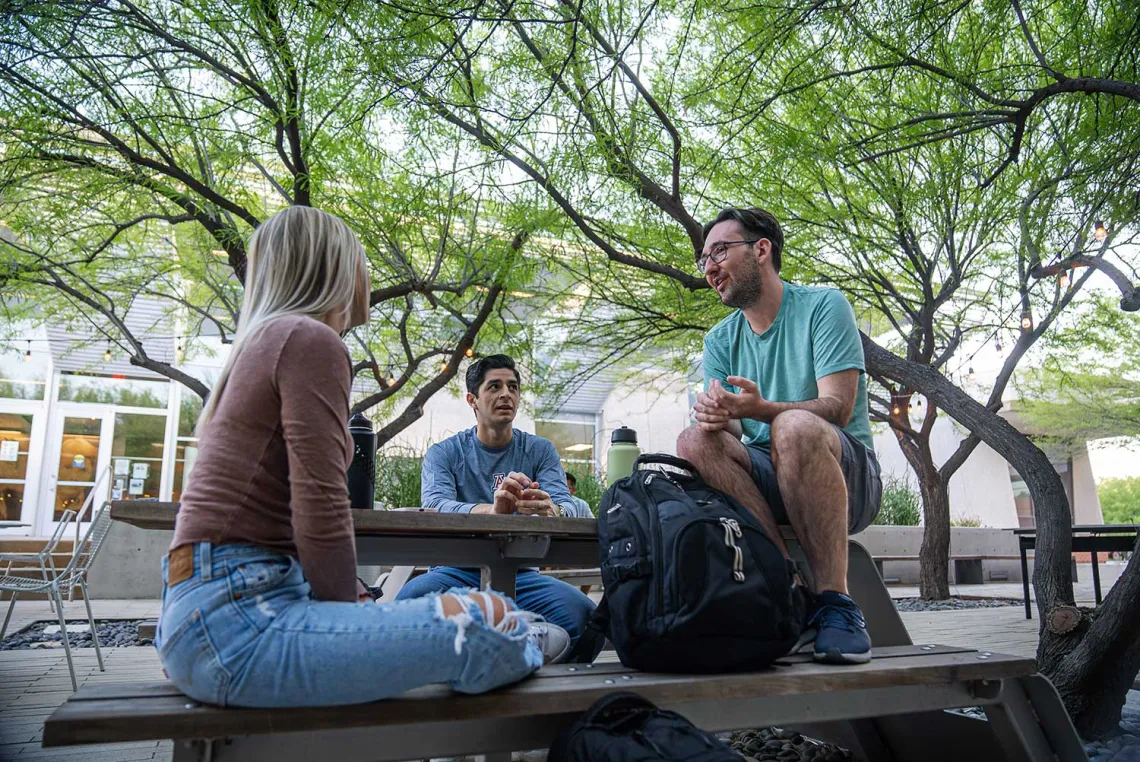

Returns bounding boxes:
[157,206,560,708]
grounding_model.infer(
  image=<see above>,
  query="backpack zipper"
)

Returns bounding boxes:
[720,518,745,582]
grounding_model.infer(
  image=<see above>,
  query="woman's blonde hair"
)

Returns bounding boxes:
[197,206,366,432]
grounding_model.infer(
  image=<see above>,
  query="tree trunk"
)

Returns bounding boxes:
[1039,535,1140,738]
[918,474,951,600]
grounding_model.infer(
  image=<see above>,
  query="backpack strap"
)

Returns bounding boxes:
[632,453,701,479]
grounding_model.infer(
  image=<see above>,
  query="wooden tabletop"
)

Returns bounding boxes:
[109,501,599,538]
[1011,524,1138,535]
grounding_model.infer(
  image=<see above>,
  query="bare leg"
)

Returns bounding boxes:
[441,591,509,625]
[677,425,789,557]
[770,410,849,595]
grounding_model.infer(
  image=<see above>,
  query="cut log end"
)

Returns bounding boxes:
[1045,604,1082,635]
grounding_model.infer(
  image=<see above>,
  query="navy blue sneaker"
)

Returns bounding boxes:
[801,591,872,664]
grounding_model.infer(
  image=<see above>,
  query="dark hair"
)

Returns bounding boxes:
[465,354,521,395]
[701,207,784,272]
[566,472,577,487]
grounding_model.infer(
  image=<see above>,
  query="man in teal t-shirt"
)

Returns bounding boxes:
[677,207,882,665]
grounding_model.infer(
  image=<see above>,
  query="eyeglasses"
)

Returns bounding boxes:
[696,239,759,274]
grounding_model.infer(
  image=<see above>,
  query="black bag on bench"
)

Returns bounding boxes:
[587,454,806,672]
[549,691,739,762]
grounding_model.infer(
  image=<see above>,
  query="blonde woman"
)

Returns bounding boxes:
[156,206,555,708]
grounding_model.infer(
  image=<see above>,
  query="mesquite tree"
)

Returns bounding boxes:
[344,0,1140,735]
[0,0,548,446]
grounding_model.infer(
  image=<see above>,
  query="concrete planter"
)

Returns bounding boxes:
[855,525,1031,585]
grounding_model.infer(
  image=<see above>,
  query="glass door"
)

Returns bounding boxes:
[0,409,40,527]
[44,404,113,533]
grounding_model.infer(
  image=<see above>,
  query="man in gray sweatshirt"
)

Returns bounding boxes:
[397,355,599,661]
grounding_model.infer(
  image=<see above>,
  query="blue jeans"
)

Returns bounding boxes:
[156,543,542,707]
[397,567,600,661]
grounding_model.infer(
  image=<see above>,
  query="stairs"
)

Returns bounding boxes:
[0,537,83,600]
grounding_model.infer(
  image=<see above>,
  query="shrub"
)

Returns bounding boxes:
[873,476,922,526]
[1098,476,1140,524]
[951,516,984,527]
[567,469,604,515]
[374,446,423,509]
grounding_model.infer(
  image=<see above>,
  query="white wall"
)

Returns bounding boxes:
[1072,450,1105,525]
[872,415,1020,528]
[598,373,691,478]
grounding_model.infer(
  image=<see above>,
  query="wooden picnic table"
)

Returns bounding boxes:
[110,501,598,598]
[108,500,913,648]
[1012,523,1138,619]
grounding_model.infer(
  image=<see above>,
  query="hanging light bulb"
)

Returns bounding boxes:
[388,375,396,386]
[1059,270,1070,287]
[104,342,112,362]
[995,341,1003,353]
[1021,311,1032,331]
[440,361,448,372]
[1093,220,1108,242]
[968,367,976,381]
[176,336,184,354]
[23,340,31,363]
[465,347,474,358]
[891,401,901,416]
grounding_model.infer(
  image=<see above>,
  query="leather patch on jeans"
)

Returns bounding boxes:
[167,545,194,587]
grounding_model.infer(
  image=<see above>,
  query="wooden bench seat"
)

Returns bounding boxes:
[43,645,1086,762]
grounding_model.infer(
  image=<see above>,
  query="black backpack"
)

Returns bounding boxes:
[588,454,806,673]
[548,691,739,762]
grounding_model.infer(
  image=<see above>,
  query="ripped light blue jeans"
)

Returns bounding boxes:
[156,542,543,707]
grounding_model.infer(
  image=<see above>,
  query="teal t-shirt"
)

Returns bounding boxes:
[702,281,874,451]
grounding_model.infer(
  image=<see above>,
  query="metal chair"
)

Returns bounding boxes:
[0,509,77,613]
[0,502,113,691]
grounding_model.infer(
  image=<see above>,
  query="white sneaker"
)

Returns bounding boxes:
[525,621,571,664]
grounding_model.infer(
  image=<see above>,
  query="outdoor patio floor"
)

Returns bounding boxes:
[0,562,1126,761]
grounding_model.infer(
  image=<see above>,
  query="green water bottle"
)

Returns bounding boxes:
[607,426,640,483]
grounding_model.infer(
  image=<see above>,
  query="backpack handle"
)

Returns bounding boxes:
[633,453,702,480]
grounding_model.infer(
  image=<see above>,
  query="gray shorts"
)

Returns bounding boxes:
[746,425,882,534]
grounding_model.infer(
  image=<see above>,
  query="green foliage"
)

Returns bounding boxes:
[873,477,922,526]
[567,469,604,515]
[1097,477,1140,525]
[951,516,984,528]
[1016,298,1140,443]
[374,447,424,509]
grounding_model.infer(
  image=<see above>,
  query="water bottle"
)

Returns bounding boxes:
[606,426,640,483]
[347,413,377,509]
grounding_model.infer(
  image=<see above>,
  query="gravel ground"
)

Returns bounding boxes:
[0,619,151,650]
[730,728,852,761]
[892,596,1022,612]
[1086,691,1140,762]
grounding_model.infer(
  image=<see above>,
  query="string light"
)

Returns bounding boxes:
[891,403,901,416]
[387,375,396,386]
[440,361,448,372]
[1093,220,1108,242]
[465,347,474,358]
[1021,311,1033,331]
[104,342,112,362]
[968,367,976,381]
[23,340,31,363]
[1059,271,1070,287]
[176,336,183,353]
[995,341,1002,353]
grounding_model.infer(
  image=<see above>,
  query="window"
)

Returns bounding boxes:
[536,416,597,473]
[172,394,203,502]
[0,345,48,400]
[59,373,169,408]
